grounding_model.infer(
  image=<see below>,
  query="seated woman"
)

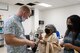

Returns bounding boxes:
[37,24,61,53]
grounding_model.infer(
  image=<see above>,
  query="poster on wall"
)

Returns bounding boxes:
[0,2,8,11]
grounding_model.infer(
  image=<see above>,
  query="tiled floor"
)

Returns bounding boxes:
[0,46,64,53]
[0,46,7,53]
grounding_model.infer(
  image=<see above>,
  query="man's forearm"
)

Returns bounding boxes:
[5,34,33,46]
[7,38,30,46]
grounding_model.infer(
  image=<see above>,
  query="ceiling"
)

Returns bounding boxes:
[0,0,80,10]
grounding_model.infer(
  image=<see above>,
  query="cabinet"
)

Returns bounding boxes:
[0,20,4,47]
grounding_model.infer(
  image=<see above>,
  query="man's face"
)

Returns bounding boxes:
[22,11,30,19]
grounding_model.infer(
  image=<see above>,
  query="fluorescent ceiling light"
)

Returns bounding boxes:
[38,3,52,7]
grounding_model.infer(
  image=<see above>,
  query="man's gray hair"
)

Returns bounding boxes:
[20,5,30,13]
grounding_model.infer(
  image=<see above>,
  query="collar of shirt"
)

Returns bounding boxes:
[14,15,22,22]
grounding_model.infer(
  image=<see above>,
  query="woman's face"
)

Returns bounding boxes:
[67,19,73,31]
[45,28,52,35]
[67,19,72,25]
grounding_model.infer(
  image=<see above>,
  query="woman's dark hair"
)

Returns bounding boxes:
[65,15,80,44]
[67,15,80,32]
[66,15,80,35]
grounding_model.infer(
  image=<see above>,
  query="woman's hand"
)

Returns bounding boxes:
[39,40,44,43]
[63,43,73,49]
[60,43,64,47]
[63,43,80,52]
[39,40,47,45]
[38,34,43,40]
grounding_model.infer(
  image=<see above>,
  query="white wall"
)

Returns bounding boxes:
[40,4,80,36]
[22,17,33,35]
[34,8,39,31]
[0,5,20,20]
